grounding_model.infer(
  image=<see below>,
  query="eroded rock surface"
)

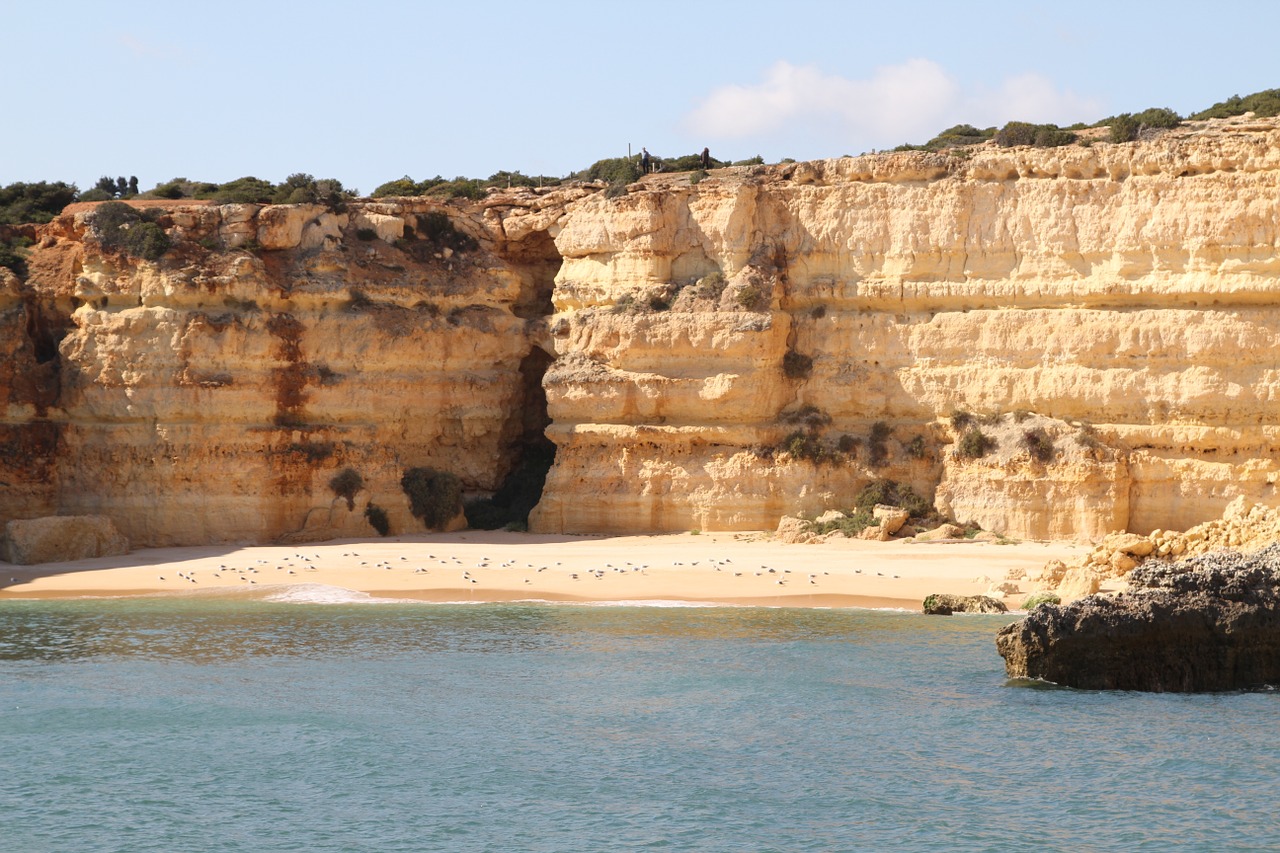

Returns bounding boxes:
[923,593,1007,615]
[1,515,128,564]
[996,545,1280,691]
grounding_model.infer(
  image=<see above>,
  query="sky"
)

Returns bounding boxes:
[3,0,1277,196]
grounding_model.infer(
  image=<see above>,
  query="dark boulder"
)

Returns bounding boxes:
[923,593,1007,615]
[996,544,1280,691]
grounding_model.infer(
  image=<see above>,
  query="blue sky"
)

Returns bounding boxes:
[3,0,1277,195]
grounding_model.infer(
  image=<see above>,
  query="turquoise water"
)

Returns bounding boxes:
[2,595,1277,852]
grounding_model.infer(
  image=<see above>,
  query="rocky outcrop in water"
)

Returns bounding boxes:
[922,594,1007,615]
[996,545,1280,691]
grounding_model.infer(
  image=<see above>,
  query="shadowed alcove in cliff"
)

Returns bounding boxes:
[465,225,561,529]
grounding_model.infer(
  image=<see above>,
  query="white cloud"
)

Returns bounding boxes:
[685,60,1102,151]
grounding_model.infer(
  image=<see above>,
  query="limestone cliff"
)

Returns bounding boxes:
[5,114,1280,546]
[1,192,570,545]
[534,114,1280,537]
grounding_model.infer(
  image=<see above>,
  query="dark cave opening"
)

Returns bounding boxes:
[465,227,562,529]
[465,347,556,530]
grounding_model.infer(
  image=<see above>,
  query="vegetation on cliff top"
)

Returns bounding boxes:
[2,84,1279,252]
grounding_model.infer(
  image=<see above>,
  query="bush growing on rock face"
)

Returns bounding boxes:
[1020,427,1055,463]
[782,350,813,380]
[957,427,995,459]
[735,283,765,310]
[415,212,478,253]
[401,467,462,529]
[868,421,892,467]
[949,409,974,431]
[328,467,364,511]
[904,434,927,459]
[89,202,170,261]
[364,504,390,536]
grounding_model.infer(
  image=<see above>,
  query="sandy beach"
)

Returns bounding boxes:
[0,531,1092,610]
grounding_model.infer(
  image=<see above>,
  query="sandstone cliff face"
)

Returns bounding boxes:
[5,116,1280,546]
[534,116,1280,536]
[2,193,570,545]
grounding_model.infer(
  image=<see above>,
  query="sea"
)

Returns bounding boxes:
[1,587,1277,852]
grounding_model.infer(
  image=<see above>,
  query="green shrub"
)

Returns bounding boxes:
[401,467,463,529]
[782,350,813,380]
[328,467,364,510]
[207,176,277,204]
[924,124,995,149]
[949,409,974,431]
[0,181,78,224]
[734,155,765,166]
[0,236,32,275]
[1103,108,1180,143]
[1020,427,1055,463]
[782,404,831,430]
[694,272,726,299]
[735,283,764,310]
[865,421,892,467]
[782,431,839,464]
[807,508,875,537]
[415,212,478,253]
[958,427,995,459]
[89,201,171,261]
[364,503,390,536]
[836,434,859,455]
[1022,592,1061,609]
[1191,89,1280,120]
[689,169,708,185]
[270,173,352,207]
[575,156,640,185]
[904,435,927,459]
[853,479,934,521]
[994,121,1076,148]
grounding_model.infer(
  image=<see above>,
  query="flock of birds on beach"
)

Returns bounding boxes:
[140,543,901,593]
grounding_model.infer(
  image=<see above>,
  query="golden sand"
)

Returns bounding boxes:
[0,531,1091,610]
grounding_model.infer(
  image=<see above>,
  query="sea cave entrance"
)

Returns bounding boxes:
[465,226,560,530]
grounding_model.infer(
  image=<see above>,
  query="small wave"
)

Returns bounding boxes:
[261,584,423,605]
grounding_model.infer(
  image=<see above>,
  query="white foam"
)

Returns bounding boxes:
[260,584,422,605]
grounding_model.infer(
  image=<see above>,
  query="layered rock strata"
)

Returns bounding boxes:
[533,116,1280,536]
[1,192,572,546]
[5,115,1280,546]
[996,545,1280,691]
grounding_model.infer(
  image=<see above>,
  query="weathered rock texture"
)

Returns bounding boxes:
[532,115,1280,537]
[5,115,1280,546]
[922,594,1007,615]
[1,192,572,546]
[997,545,1280,691]
[1,515,128,564]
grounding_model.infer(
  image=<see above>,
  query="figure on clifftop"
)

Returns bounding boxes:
[640,148,651,175]
[700,147,711,169]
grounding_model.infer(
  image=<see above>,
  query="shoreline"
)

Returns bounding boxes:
[0,531,1092,610]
